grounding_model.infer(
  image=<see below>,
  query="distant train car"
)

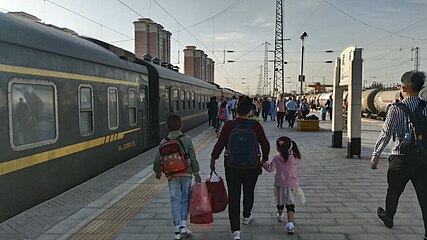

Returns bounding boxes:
[373,90,400,117]
[361,89,379,114]
[141,61,221,143]
[221,87,236,99]
[318,92,333,107]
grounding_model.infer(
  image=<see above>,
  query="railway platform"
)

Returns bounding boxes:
[0,114,424,240]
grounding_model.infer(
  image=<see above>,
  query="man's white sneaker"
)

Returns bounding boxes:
[286,222,295,234]
[242,215,254,225]
[232,230,241,240]
[173,232,182,240]
[276,212,284,223]
[180,226,192,235]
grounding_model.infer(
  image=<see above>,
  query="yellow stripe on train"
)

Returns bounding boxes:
[0,128,140,176]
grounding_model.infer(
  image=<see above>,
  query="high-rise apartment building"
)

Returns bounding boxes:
[183,46,215,82]
[134,18,171,63]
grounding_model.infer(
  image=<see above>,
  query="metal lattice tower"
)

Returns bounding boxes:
[413,47,420,71]
[273,0,284,97]
[257,65,263,95]
[263,42,271,96]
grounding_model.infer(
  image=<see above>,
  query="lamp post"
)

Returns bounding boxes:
[299,32,308,99]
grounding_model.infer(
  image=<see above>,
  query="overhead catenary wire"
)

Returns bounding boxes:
[117,0,144,18]
[363,17,427,48]
[45,0,133,39]
[323,0,423,41]
[285,0,324,49]
[173,0,244,33]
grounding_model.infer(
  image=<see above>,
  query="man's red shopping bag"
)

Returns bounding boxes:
[206,171,228,213]
[189,182,213,224]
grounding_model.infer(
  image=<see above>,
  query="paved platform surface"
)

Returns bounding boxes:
[0,114,424,240]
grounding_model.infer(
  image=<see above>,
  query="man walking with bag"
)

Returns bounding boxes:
[370,71,427,240]
[210,96,270,240]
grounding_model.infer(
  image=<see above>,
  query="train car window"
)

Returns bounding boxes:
[203,96,206,109]
[186,91,191,109]
[191,91,196,109]
[173,89,179,112]
[129,89,137,126]
[108,87,119,130]
[9,79,58,151]
[198,95,201,110]
[181,90,185,110]
[78,85,94,136]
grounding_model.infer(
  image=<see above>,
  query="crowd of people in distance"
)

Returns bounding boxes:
[206,94,333,135]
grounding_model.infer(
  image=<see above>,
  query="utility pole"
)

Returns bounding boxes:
[273,0,285,97]
[263,42,271,96]
[299,32,308,99]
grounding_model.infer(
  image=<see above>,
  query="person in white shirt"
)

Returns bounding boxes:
[286,96,298,128]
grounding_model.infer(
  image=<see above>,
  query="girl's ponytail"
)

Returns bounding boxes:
[291,140,302,159]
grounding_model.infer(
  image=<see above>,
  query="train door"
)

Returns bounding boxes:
[139,87,149,150]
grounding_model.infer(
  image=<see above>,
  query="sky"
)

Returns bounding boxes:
[1,0,427,95]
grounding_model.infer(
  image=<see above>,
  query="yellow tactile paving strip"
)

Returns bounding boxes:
[68,131,217,240]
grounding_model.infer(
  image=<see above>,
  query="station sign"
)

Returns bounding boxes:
[339,47,362,87]
[339,47,354,86]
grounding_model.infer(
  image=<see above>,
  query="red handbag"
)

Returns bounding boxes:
[205,171,228,213]
[189,182,213,224]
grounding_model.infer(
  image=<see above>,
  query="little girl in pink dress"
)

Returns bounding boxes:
[262,136,305,234]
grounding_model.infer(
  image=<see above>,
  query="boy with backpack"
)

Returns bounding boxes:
[153,115,201,240]
[370,71,427,240]
[210,96,270,240]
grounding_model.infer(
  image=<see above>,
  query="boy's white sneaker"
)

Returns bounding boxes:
[286,222,295,234]
[173,232,182,240]
[276,212,284,223]
[180,226,192,235]
[242,215,253,225]
[232,230,240,240]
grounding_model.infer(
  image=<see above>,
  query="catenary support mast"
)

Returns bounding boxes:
[273,0,284,97]
[263,41,270,96]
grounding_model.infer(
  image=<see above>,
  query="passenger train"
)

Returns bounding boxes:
[0,12,237,222]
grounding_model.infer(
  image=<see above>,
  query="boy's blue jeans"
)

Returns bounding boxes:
[168,176,192,226]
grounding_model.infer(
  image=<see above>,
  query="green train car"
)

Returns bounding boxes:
[0,12,231,222]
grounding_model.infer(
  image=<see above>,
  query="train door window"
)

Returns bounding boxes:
[191,91,196,109]
[203,96,206,109]
[129,89,137,126]
[78,85,94,136]
[165,89,170,104]
[9,79,58,151]
[198,95,201,110]
[186,91,191,109]
[108,87,119,130]
[173,89,179,112]
[181,90,185,110]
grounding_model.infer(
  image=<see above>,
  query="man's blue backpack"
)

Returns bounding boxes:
[225,120,260,169]
[395,100,427,165]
